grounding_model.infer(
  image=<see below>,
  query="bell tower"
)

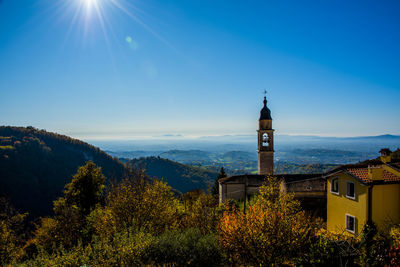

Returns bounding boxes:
[257,95,274,175]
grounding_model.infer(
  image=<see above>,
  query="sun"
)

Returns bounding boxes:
[59,0,174,52]
[83,0,97,8]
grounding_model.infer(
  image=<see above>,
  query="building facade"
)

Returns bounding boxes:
[326,152,400,235]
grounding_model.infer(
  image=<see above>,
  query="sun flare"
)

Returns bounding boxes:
[83,0,97,8]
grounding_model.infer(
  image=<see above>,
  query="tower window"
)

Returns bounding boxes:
[330,178,339,194]
[346,214,355,233]
[262,133,269,147]
[346,181,355,199]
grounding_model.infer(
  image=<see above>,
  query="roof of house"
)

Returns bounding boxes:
[218,173,323,184]
[218,174,263,183]
[345,168,370,183]
[389,162,400,172]
[326,164,400,185]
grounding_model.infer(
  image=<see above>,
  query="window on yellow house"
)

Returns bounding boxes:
[331,178,339,194]
[346,181,355,199]
[346,214,355,233]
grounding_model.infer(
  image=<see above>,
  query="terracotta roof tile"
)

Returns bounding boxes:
[346,168,371,183]
[382,170,400,182]
[345,167,400,184]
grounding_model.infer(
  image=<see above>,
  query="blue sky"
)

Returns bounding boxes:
[0,0,399,139]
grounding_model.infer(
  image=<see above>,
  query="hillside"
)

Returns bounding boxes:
[0,126,125,217]
[129,156,218,193]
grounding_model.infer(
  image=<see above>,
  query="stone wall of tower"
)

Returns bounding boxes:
[258,151,274,175]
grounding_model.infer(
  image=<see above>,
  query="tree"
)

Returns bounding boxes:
[107,169,179,234]
[54,161,105,218]
[31,161,106,250]
[211,167,226,196]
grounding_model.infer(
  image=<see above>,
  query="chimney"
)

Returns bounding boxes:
[379,148,392,163]
[368,165,383,180]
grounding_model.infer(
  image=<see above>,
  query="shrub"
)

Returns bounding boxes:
[359,222,391,266]
[294,230,349,266]
[146,228,222,266]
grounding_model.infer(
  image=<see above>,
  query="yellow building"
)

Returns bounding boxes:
[326,150,400,235]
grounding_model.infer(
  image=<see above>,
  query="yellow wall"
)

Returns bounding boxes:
[372,184,400,230]
[327,173,368,235]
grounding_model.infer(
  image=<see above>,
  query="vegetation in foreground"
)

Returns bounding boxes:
[2,161,400,266]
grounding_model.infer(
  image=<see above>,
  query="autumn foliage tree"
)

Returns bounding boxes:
[105,170,180,234]
[218,176,322,265]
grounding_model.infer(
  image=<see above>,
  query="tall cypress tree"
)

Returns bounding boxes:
[211,167,227,196]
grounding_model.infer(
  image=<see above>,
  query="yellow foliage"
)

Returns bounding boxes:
[180,192,222,234]
[0,212,26,264]
[390,226,400,247]
[218,176,322,265]
[108,178,180,234]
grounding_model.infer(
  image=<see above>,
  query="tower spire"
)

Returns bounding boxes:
[263,90,267,107]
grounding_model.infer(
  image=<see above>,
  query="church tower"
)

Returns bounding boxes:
[257,96,274,175]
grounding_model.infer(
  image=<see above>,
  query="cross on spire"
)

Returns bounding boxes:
[263,89,267,96]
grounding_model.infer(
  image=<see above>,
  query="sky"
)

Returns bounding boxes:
[0,0,399,140]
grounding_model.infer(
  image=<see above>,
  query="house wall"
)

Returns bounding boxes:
[327,173,368,236]
[285,178,326,194]
[224,184,245,201]
[372,184,400,230]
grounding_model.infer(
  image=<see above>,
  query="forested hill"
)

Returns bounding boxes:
[129,157,218,194]
[0,126,125,218]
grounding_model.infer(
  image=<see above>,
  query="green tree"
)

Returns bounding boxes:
[211,167,226,196]
[31,161,106,250]
[54,161,106,218]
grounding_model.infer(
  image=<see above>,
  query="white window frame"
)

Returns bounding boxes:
[345,214,356,234]
[346,181,355,200]
[330,177,339,195]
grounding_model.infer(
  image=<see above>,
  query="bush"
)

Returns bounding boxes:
[25,228,153,267]
[294,230,346,266]
[146,228,222,266]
